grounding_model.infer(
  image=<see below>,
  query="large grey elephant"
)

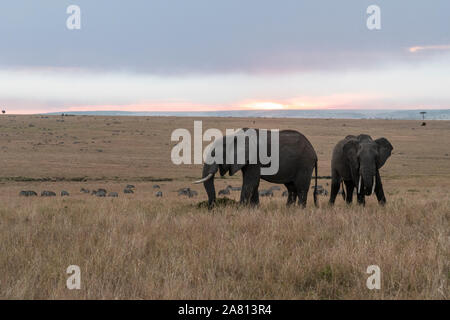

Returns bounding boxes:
[193,128,318,209]
[329,134,393,206]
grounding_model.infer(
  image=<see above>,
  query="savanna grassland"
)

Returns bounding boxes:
[0,114,448,299]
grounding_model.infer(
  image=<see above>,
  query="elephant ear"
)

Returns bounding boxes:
[224,131,245,176]
[343,139,360,183]
[343,139,359,169]
[225,129,259,176]
[375,138,393,168]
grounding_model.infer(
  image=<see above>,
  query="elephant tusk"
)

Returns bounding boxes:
[372,175,376,195]
[358,175,362,194]
[193,173,213,184]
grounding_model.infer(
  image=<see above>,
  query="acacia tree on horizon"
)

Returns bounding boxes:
[420,111,427,121]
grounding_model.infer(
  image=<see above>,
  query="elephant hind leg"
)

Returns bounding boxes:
[284,182,297,206]
[297,190,308,208]
[295,167,314,208]
[250,184,260,206]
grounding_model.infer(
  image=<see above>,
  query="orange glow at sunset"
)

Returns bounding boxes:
[244,102,285,110]
[6,93,396,114]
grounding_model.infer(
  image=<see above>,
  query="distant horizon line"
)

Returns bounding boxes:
[0,108,446,121]
[30,108,450,115]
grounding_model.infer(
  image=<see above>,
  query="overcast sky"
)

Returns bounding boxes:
[1,0,449,113]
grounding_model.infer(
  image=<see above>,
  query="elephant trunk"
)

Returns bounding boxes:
[360,167,376,196]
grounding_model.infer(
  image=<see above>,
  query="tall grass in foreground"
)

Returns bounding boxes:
[0,195,448,299]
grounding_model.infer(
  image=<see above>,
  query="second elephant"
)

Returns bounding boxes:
[329,134,393,206]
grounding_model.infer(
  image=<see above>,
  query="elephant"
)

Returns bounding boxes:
[193,128,318,209]
[329,134,393,206]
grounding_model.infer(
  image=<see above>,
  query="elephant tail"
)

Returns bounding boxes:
[313,160,318,207]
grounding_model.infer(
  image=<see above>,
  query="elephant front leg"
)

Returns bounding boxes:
[357,192,365,206]
[240,165,261,206]
[375,170,386,205]
[329,173,341,205]
[344,180,354,204]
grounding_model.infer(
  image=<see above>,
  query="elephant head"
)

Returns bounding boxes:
[343,135,393,196]
[193,129,257,208]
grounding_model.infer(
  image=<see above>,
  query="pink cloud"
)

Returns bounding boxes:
[408,44,450,53]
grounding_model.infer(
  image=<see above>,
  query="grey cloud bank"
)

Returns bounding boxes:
[1,0,449,74]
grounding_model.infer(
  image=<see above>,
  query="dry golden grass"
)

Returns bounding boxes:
[0,115,448,299]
